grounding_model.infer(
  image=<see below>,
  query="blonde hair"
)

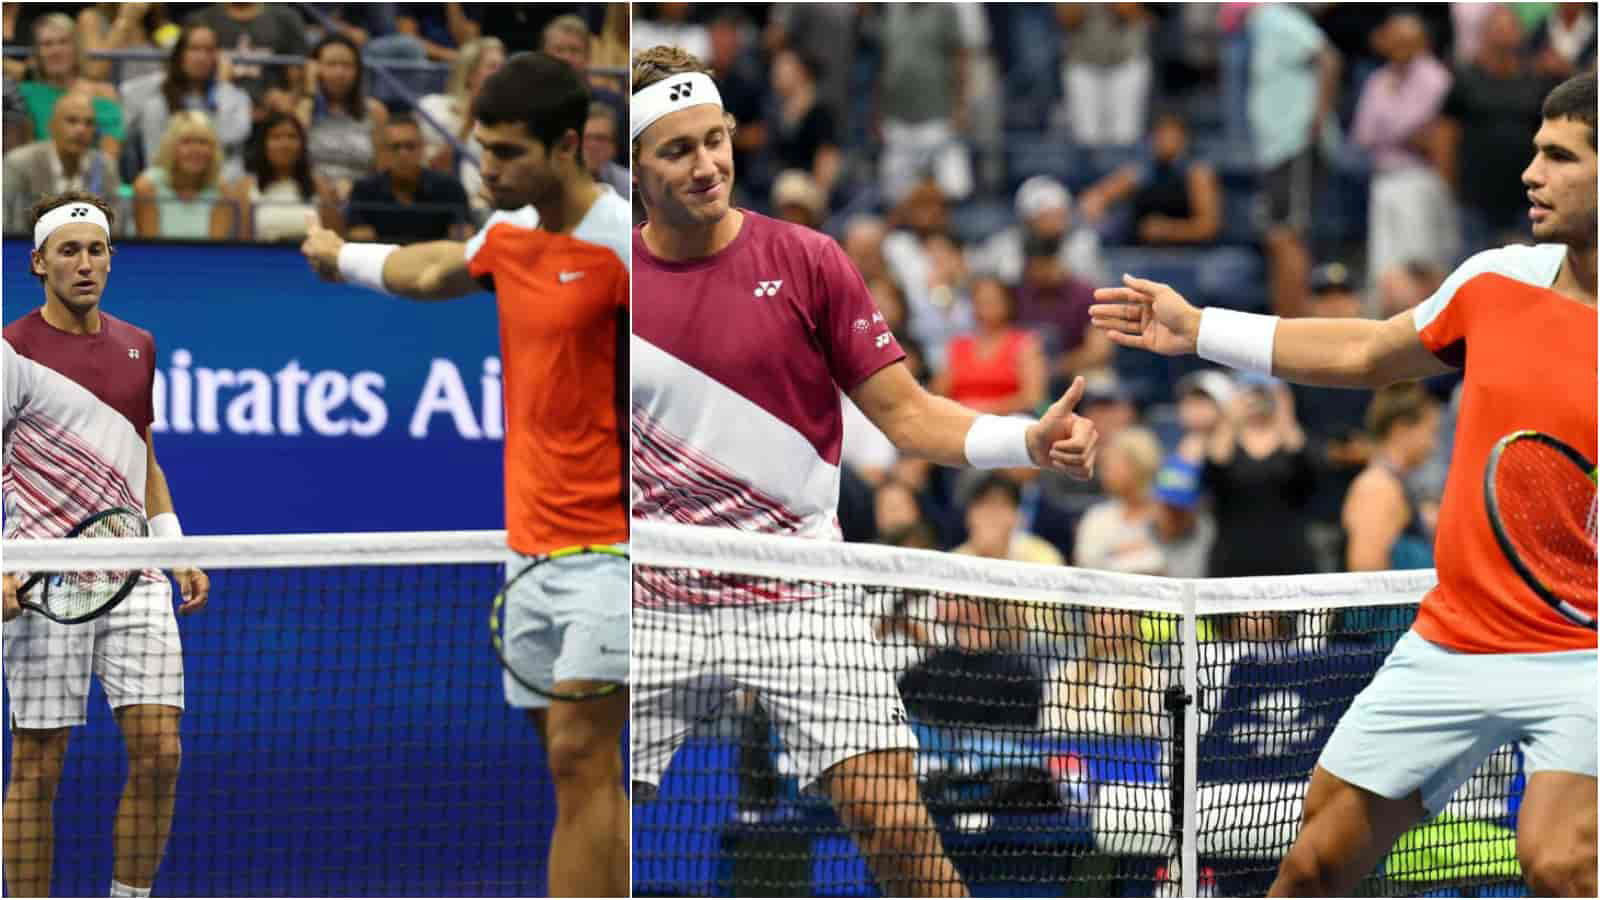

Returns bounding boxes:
[154,110,223,190]
[30,13,86,81]
[1107,426,1164,486]
[447,37,506,106]
[543,13,592,47]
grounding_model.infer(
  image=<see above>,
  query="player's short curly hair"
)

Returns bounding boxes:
[629,45,735,158]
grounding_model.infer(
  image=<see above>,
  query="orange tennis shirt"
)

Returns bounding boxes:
[464,191,630,556]
[1411,244,1597,653]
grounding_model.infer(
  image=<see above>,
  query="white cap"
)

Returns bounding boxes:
[1014,176,1071,221]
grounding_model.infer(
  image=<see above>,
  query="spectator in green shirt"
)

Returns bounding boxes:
[17,13,125,162]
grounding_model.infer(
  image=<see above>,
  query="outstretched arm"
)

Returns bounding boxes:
[1089,275,1452,389]
[299,213,483,301]
[849,362,1099,479]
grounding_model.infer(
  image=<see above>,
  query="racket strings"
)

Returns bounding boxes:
[45,510,146,619]
[1494,441,1598,603]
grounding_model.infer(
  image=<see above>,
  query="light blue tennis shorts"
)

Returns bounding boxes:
[1319,629,1598,816]
[502,545,629,708]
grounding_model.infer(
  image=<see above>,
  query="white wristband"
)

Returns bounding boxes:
[1196,308,1279,375]
[337,243,399,295]
[148,513,182,539]
[964,415,1035,469]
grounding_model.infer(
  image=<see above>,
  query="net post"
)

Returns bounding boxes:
[1179,580,1200,898]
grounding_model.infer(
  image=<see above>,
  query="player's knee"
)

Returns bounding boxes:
[545,729,618,786]
[6,734,68,796]
[1274,840,1339,897]
[128,733,182,785]
[1522,844,1595,898]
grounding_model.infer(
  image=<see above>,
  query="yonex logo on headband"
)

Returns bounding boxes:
[630,72,724,142]
[33,202,112,249]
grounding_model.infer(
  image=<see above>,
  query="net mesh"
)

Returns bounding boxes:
[2,532,553,897]
[632,522,1527,899]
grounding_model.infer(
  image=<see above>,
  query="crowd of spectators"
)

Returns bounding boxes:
[629,2,1593,740]
[3,2,627,241]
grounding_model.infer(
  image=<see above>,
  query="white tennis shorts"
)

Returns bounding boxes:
[501,546,630,709]
[632,595,920,796]
[3,578,184,730]
[1320,629,1598,816]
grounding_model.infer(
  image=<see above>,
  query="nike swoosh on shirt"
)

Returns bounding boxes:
[559,271,585,283]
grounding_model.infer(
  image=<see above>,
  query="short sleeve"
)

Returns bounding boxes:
[814,238,904,392]
[3,339,36,435]
[1414,245,1565,368]
[463,205,539,279]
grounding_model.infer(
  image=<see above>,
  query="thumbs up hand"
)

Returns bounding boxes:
[1026,375,1099,480]
[299,210,345,282]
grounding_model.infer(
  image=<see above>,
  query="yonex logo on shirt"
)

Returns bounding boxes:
[668,81,694,102]
[753,280,782,298]
[874,333,891,349]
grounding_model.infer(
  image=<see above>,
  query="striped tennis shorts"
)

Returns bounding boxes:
[1319,629,1597,816]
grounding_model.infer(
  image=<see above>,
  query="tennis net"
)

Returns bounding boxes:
[2,530,550,897]
[631,521,1527,898]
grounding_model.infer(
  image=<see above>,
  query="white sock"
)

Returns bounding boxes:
[110,881,151,898]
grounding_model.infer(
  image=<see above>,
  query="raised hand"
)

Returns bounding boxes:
[1090,274,1203,357]
[1027,375,1099,480]
[300,211,344,282]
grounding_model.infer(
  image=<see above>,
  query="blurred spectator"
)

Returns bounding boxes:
[1057,3,1154,146]
[1527,3,1597,77]
[766,3,857,124]
[967,175,1107,288]
[184,3,308,120]
[1174,369,1235,464]
[1077,372,1138,446]
[395,3,482,63]
[417,36,504,212]
[583,102,628,196]
[132,109,234,239]
[634,3,711,63]
[1078,110,1222,246]
[933,275,1047,416]
[225,110,338,242]
[874,478,929,541]
[953,472,1064,565]
[296,34,388,201]
[898,594,1043,731]
[1352,12,1458,288]
[1436,6,1562,254]
[1204,373,1317,577]
[843,214,891,284]
[77,3,169,85]
[1343,382,1441,572]
[1045,604,1157,736]
[127,24,252,184]
[1450,3,1498,68]
[769,169,826,229]
[883,183,974,368]
[1073,426,1165,575]
[876,3,973,203]
[1374,258,1446,319]
[346,115,471,244]
[589,4,630,93]
[768,46,840,201]
[1013,230,1111,385]
[17,13,125,161]
[1247,3,1341,318]
[540,13,592,73]
[707,9,770,196]
[3,91,122,233]
[1150,454,1215,579]
[5,75,35,151]
[309,4,433,110]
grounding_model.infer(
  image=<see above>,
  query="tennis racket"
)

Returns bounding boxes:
[1483,430,1597,629]
[490,545,628,702]
[14,507,149,624]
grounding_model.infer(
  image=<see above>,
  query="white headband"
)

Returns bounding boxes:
[630,72,724,142]
[34,202,110,249]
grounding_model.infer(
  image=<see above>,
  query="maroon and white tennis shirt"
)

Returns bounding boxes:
[4,310,155,539]
[631,211,903,541]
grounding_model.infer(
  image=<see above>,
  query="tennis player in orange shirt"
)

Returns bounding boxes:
[1091,72,1596,897]
[300,52,629,898]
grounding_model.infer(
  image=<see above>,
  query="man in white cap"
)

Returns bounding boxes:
[966,174,1106,287]
[630,44,1101,898]
[4,190,208,899]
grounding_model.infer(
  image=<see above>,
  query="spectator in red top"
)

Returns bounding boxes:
[933,275,1046,416]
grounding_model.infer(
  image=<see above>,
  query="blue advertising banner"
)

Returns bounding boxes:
[3,239,507,535]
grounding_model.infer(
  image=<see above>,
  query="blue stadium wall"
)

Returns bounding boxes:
[3,240,556,896]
